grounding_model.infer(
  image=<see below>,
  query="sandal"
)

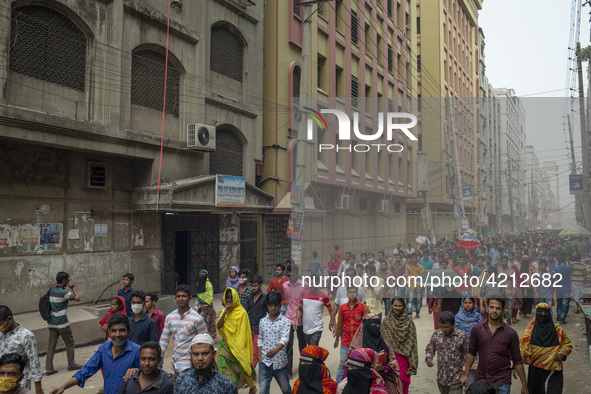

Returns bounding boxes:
[248,387,257,394]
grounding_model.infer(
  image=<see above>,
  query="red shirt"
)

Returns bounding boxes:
[149,308,166,339]
[267,276,289,305]
[336,301,370,347]
[454,265,472,291]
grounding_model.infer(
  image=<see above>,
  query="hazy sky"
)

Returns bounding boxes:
[479,0,591,216]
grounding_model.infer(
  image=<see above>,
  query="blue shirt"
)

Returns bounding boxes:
[73,340,140,394]
[174,369,237,394]
[552,265,574,292]
[129,314,159,346]
[489,249,500,265]
[118,287,135,318]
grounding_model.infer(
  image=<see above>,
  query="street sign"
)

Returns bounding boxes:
[290,186,301,205]
[570,174,583,195]
[461,216,470,230]
[462,184,473,200]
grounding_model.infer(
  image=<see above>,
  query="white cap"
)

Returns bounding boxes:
[191,333,215,347]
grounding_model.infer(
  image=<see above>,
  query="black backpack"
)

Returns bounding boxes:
[39,288,52,322]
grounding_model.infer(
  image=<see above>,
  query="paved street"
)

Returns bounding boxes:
[40,299,591,394]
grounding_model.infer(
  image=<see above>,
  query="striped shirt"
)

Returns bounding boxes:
[159,308,206,374]
[48,286,75,328]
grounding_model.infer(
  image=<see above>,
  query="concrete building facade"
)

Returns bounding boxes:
[262,0,418,273]
[0,0,273,313]
[494,88,526,231]
[525,145,542,229]
[541,161,561,228]
[406,0,483,241]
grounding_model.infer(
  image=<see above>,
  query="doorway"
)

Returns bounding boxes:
[174,231,190,286]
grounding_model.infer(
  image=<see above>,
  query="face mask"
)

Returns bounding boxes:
[112,339,127,347]
[369,258,375,262]
[238,278,247,285]
[131,304,144,314]
[0,375,22,392]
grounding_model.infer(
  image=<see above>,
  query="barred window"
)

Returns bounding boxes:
[209,129,243,176]
[9,5,86,91]
[210,26,244,82]
[131,50,180,117]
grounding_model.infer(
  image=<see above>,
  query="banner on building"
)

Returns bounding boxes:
[287,211,304,239]
[215,175,246,207]
[461,217,470,230]
[569,174,583,195]
[462,185,473,200]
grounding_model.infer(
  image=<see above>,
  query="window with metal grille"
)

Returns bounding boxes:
[88,162,107,188]
[417,55,421,73]
[387,0,393,18]
[209,129,243,176]
[131,50,180,116]
[351,76,359,108]
[387,44,393,72]
[359,198,367,211]
[388,99,394,112]
[210,26,244,82]
[351,12,359,44]
[293,66,301,98]
[9,6,86,91]
[395,202,401,213]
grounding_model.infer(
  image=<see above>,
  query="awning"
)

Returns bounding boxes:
[131,175,275,213]
[272,183,326,215]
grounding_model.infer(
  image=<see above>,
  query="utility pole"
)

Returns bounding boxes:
[505,158,516,232]
[292,1,325,263]
[448,95,465,236]
[576,42,591,230]
[567,114,584,224]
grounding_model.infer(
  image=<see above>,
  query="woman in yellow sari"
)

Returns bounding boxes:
[519,303,572,393]
[217,287,256,394]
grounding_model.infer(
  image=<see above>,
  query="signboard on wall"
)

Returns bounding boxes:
[215,175,246,207]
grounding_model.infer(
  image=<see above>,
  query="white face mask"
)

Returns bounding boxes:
[238,278,247,285]
[131,304,144,314]
[369,258,375,262]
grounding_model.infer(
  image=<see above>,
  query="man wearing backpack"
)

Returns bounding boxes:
[45,272,82,375]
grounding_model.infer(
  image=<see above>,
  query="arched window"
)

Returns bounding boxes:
[131,50,180,117]
[292,66,301,98]
[210,26,244,82]
[209,129,243,176]
[9,5,86,91]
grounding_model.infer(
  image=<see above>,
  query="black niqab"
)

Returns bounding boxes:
[362,319,389,357]
[530,307,560,347]
[296,363,323,394]
[195,274,208,294]
[343,367,373,394]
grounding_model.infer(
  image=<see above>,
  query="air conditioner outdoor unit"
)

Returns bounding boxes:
[187,124,216,151]
[335,194,351,210]
[377,199,389,213]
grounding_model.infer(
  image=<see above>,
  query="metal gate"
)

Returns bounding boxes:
[162,214,220,295]
[240,214,258,275]
[262,215,291,280]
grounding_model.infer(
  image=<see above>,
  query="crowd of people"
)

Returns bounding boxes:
[0,232,588,394]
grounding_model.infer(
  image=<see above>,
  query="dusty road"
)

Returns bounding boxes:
[41,302,591,393]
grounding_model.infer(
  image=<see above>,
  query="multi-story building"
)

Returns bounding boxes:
[525,146,542,229]
[541,161,561,228]
[0,0,272,312]
[494,88,526,231]
[406,0,483,241]
[262,0,418,274]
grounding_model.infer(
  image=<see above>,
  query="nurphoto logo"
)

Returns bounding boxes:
[303,108,418,153]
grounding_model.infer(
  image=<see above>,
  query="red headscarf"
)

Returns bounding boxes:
[98,296,127,340]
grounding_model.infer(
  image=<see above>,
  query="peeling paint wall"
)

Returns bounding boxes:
[0,141,162,313]
[218,214,240,286]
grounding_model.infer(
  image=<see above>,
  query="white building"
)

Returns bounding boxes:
[494,88,526,231]
[525,146,542,228]
[541,161,561,228]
